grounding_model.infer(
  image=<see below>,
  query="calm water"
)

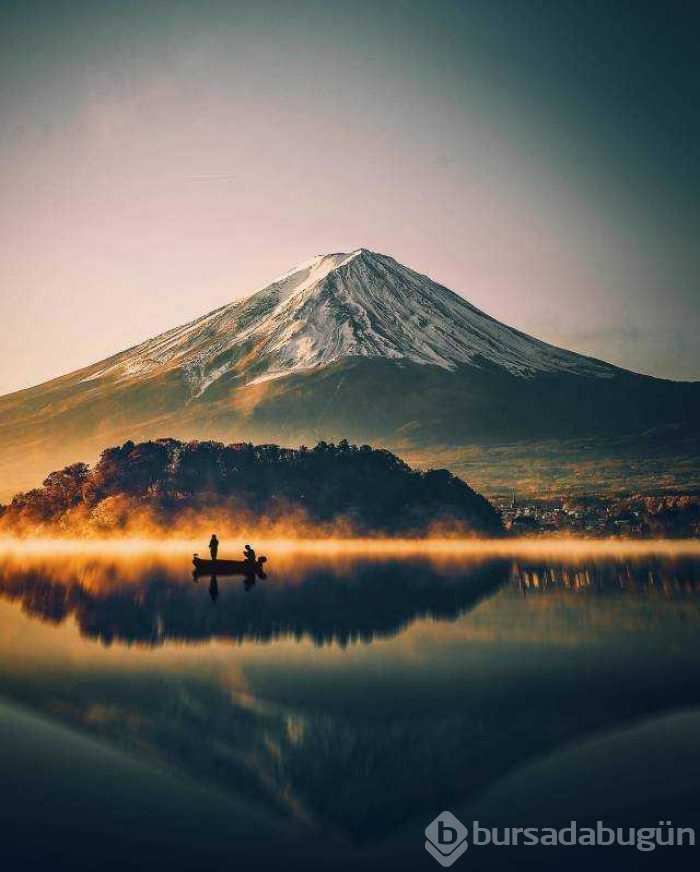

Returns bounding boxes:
[1,545,699,871]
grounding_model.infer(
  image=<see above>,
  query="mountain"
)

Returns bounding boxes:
[83,249,616,386]
[0,249,698,498]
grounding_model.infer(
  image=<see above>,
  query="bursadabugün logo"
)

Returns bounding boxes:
[425,813,695,865]
[425,811,469,866]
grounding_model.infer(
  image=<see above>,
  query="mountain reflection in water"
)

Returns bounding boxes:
[0,547,699,870]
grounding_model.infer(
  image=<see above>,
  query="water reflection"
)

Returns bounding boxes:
[209,574,219,601]
[0,553,509,647]
[0,548,699,864]
[1,553,698,650]
[513,557,700,595]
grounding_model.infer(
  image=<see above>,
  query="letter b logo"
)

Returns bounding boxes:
[425,812,468,866]
[438,821,458,844]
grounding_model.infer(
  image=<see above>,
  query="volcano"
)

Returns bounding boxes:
[1,249,697,498]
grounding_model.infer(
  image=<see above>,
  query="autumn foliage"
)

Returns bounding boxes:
[0,438,502,538]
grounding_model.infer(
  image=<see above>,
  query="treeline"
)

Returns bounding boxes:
[0,438,502,536]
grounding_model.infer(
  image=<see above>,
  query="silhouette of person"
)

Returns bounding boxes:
[209,575,219,601]
[243,544,256,562]
[209,534,219,561]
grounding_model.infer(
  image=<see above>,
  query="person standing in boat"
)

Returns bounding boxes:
[209,534,219,561]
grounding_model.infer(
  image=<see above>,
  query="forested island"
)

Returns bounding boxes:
[0,438,502,537]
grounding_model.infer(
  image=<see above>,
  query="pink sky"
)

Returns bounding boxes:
[1,3,697,393]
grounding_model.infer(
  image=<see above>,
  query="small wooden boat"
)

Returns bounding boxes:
[192,554,267,578]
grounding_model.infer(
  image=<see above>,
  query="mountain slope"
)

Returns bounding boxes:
[83,249,616,392]
[0,249,697,499]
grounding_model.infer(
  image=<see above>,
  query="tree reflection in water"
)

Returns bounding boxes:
[0,553,509,647]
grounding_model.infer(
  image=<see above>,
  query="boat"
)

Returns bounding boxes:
[192,554,267,578]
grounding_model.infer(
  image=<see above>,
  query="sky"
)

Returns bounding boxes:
[1,0,699,394]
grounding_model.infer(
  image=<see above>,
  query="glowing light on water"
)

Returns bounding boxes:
[0,536,698,560]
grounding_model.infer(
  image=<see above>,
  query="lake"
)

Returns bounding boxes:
[0,540,699,871]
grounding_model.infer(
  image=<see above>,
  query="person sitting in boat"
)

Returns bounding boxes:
[243,544,256,563]
[209,534,219,561]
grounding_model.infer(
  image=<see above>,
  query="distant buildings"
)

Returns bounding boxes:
[494,492,700,538]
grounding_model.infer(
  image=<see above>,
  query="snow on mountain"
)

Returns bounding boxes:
[86,249,616,394]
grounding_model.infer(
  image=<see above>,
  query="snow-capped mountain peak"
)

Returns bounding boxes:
[85,249,615,393]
